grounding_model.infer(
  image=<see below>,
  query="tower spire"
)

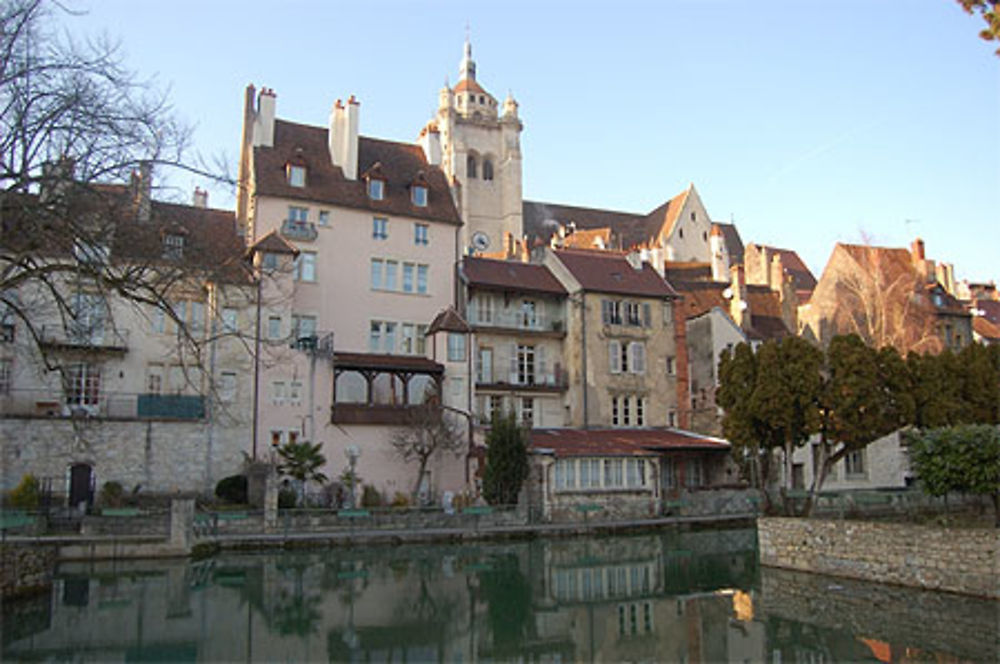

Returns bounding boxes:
[459,28,476,81]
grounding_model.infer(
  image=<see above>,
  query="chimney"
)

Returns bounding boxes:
[769,254,785,294]
[253,88,276,148]
[192,187,208,209]
[329,96,360,180]
[132,161,152,223]
[910,237,925,263]
[419,123,442,166]
[730,264,748,329]
[709,224,729,281]
[503,231,514,258]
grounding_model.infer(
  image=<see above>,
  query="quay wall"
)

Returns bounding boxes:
[1,543,56,599]
[757,517,998,598]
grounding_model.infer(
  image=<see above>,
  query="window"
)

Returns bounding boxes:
[368,178,384,200]
[370,259,384,289]
[162,234,184,260]
[289,381,302,406]
[370,321,397,353]
[417,264,428,294]
[447,333,466,362]
[221,307,238,332]
[520,300,537,328]
[604,459,624,487]
[665,356,675,376]
[261,252,279,271]
[609,340,622,374]
[151,307,166,334]
[483,159,494,181]
[218,371,237,402]
[288,165,306,187]
[636,397,645,426]
[288,206,308,225]
[402,263,414,292]
[292,314,317,340]
[416,324,427,355]
[488,394,504,422]
[267,315,281,339]
[684,458,704,488]
[519,397,534,427]
[602,299,622,325]
[190,301,205,334]
[626,302,641,326]
[476,346,493,383]
[295,252,316,282]
[0,358,12,395]
[411,186,428,207]
[414,223,429,245]
[369,321,381,351]
[400,324,415,355]
[667,410,677,427]
[385,260,398,290]
[845,450,866,477]
[611,396,620,426]
[622,397,631,426]
[318,210,330,227]
[372,217,388,239]
[69,293,106,344]
[517,344,535,385]
[271,381,287,405]
[64,363,101,407]
[384,322,396,353]
[628,342,646,374]
[466,154,477,178]
[475,296,493,324]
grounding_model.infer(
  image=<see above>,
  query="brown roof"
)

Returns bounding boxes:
[249,230,298,256]
[254,120,461,225]
[973,316,1000,341]
[333,352,444,374]
[640,188,689,246]
[751,244,817,296]
[453,78,488,95]
[664,261,714,284]
[561,227,611,249]
[522,200,644,248]
[530,428,729,457]
[427,306,471,334]
[713,222,745,264]
[672,281,729,319]
[975,299,1000,325]
[461,256,567,295]
[553,249,678,299]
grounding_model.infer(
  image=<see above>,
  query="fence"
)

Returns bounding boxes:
[0,388,205,420]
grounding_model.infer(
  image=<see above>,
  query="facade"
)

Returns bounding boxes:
[0,181,253,501]
[235,80,473,501]
[459,256,569,428]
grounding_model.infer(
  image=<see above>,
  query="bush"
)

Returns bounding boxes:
[277,487,297,509]
[390,491,410,508]
[361,485,384,508]
[99,481,124,508]
[8,474,39,509]
[215,475,248,504]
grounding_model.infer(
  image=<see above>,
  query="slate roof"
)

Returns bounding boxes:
[529,428,730,457]
[254,120,461,225]
[553,249,678,299]
[461,256,567,295]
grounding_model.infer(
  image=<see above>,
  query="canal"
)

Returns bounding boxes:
[3,527,996,662]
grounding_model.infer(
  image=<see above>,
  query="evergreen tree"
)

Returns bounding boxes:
[909,424,1000,525]
[482,412,529,506]
[276,441,328,505]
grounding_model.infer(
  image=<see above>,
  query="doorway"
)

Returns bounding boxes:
[69,463,94,510]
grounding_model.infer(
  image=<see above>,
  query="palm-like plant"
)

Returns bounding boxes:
[276,441,328,505]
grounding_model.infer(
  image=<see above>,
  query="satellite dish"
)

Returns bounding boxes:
[471,231,490,251]
[739,301,748,311]
[722,287,733,299]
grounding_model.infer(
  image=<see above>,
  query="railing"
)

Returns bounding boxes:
[476,366,569,391]
[280,220,318,242]
[468,310,565,333]
[38,324,129,350]
[0,388,205,420]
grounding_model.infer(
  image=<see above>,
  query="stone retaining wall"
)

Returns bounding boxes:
[1,543,56,599]
[758,517,998,598]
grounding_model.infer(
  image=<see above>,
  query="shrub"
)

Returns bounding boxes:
[8,474,39,509]
[215,474,248,504]
[361,485,384,508]
[99,481,124,508]
[277,487,297,509]
[390,491,410,508]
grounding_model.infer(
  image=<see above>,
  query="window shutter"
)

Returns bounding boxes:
[602,300,611,325]
[631,342,646,374]
[609,340,621,374]
[509,343,519,384]
[642,303,651,328]
[538,345,548,384]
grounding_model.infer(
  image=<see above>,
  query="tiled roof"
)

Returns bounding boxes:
[973,316,1000,341]
[461,256,567,295]
[249,230,298,256]
[333,352,444,374]
[254,120,461,225]
[427,306,471,334]
[454,78,487,95]
[672,281,729,319]
[751,244,817,296]
[529,428,730,457]
[561,227,611,250]
[975,299,1000,325]
[664,261,714,284]
[522,200,644,247]
[553,249,678,298]
[641,188,690,246]
[713,222,745,264]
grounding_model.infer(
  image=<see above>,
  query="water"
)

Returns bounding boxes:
[3,527,996,662]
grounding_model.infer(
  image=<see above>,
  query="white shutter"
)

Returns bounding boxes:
[631,342,646,374]
[509,343,519,384]
[538,345,548,384]
[609,340,621,374]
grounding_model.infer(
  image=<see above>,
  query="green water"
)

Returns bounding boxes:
[3,528,996,662]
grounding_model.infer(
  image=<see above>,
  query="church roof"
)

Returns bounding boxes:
[713,222,745,264]
[454,77,488,95]
[254,120,461,225]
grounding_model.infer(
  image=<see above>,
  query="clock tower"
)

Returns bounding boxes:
[418,38,524,254]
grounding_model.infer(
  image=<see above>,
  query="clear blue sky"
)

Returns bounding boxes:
[58,0,999,283]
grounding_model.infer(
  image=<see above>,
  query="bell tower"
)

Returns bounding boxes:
[421,37,523,255]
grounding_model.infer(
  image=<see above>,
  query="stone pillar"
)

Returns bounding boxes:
[169,499,194,554]
[264,471,279,533]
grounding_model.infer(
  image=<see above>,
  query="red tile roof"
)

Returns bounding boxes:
[529,428,730,457]
[454,78,487,95]
[249,230,298,256]
[973,316,1000,342]
[427,306,471,334]
[461,256,567,295]
[553,249,678,298]
[254,120,461,225]
[975,299,1000,325]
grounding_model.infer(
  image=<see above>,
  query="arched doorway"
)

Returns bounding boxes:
[68,463,94,510]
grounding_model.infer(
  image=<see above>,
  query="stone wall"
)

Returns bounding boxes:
[547,490,658,523]
[758,517,998,598]
[1,543,56,599]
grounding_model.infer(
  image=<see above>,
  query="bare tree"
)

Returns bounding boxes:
[390,404,465,504]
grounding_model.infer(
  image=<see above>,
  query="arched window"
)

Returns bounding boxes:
[466,154,477,179]
[482,159,494,181]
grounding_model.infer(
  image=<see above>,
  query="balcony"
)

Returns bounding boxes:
[467,310,566,337]
[476,367,569,393]
[0,389,204,420]
[280,220,318,242]
[38,324,128,353]
[331,403,437,426]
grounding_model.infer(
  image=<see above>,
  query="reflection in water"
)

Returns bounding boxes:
[2,528,992,662]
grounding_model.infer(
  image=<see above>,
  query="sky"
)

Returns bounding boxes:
[55,0,999,284]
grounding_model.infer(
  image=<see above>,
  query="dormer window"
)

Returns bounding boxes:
[163,233,185,260]
[368,178,385,200]
[287,164,306,188]
[411,185,428,207]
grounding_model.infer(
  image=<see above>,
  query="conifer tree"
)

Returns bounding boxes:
[482,411,529,506]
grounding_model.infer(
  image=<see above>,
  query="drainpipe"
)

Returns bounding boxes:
[251,271,262,461]
[578,292,589,429]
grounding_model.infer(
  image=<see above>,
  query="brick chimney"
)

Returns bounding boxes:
[131,161,152,223]
[192,187,208,209]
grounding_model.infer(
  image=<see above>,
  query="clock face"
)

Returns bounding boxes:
[471,231,490,251]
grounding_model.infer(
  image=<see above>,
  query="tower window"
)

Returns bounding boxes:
[466,155,477,179]
[482,159,494,181]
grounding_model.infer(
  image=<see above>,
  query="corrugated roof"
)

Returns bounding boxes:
[461,256,567,295]
[553,249,678,298]
[254,120,461,225]
[529,428,730,457]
